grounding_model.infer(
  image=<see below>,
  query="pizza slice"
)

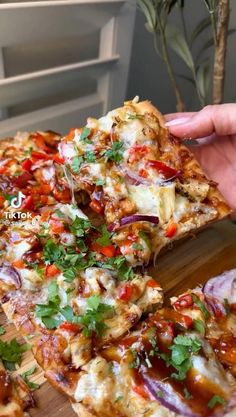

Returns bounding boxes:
[0,130,75,221]
[59,98,231,266]
[0,202,163,381]
[171,268,236,376]
[71,286,236,417]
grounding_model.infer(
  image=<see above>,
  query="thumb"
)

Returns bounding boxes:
[166,104,236,139]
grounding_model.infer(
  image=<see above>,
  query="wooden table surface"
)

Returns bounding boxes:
[1,220,236,417]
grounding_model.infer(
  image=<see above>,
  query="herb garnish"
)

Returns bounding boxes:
[101,142,124,163]
[21,366,40,391]
[0,339,30,371]
[207,395,226,409]
[191,294,210,319]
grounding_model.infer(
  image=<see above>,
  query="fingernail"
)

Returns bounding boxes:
[165,117,190,127]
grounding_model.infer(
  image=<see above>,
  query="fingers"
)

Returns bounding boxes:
[165,104,236,139]
[165,112,196,122]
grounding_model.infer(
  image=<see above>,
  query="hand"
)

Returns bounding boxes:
[165,104,236,219]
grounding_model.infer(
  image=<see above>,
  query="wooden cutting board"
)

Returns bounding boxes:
[1,219,236,417]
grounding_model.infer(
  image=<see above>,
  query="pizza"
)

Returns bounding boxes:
[71,269,236,417]
[59,98,231,266]
[0,100,233,417]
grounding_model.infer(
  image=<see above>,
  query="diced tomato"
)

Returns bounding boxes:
[129,145,150,163]
[53,153,64,164]
[40,195,49,205]
[174,294,193,310]
[181,314,193,329]
[66,128,79,141]
[12,260,25,269]
[90,242,116,258]
[165,222,177,238]
[45,264,61,277]
[132,385,149,400]
[147,159,179,178]
[118,284,133,302]
[22,158,33,172]
[33,133,51,153]
[0,195,5,208]
[119,336,138,348]
[89,199,104,214]
[21,195,34,210]
[53,186,71,203]
[100,245,116,258]
[146,279,161,288]
[0,166,8,174]
[139,168,148,178]
[50,219,66,234]
[31,150,50,161]
[59,322,81,333]
[12,172,33,187]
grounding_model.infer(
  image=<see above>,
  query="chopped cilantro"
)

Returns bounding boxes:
[193,319,205,335]
[129,349,141,369]
[156,390,164,398]
[101,141,124,163]
[224,298,230,315]
[74,295,114,337]
[0,325,5,335]
[95,179,105,186]
[71,156,84,173]
[139,231,151,250]
[183,387,193,400]
[96,225,112,247]
[21,366,40,391]
[84,150,96,163]
[0,339,30,370]
[169,335,202,381]
[132,243,143,251]
[69,216,92,238]
[191,294,210,319]
[42,239,65,265]
[207,395,226,409]
[80,127,91,141]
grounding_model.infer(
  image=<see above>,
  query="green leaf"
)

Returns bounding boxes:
[21,366,40,391]
[176,73,195,85]
[190,15,211,45]
[84,151,96,163]
[0,326,5,335]
[208,395,226,409]
[60,306,75,322]
[196,61,211,105]
[0,339,30,367]
[171,344,189,365]
[71,156,84,173]
[192,294,209,319]
[193,319,205,335]
[96,225,112,247]
[139,231,151,250]
[132,243,143,250]
[95,179,105,186]
[165,23,194,70]
[42,239,65,265]
[101,141,124,163]
[42,317,62,329]
[224,298,230,315]
[87,295,101,310]
[137,0,157,33]
[63,268,77,282]
[80,127,91,141]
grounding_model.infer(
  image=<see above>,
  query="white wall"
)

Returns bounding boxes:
[127,1,236,114]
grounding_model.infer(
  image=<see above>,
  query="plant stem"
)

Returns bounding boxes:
[155,19,185,112]
[212,0,230,104]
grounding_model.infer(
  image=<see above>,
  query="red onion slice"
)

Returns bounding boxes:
[203,269,236,309]
[58,142,77,163]
[108,214,159,232]
[0,264,21,289]
[142,370,200,417]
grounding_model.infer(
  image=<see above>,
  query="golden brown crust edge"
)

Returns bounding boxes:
[132,100,232,220]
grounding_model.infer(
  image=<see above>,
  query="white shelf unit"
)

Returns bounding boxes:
[0,0,136,136]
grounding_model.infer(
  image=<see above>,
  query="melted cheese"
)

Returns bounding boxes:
[127,183,175,224]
